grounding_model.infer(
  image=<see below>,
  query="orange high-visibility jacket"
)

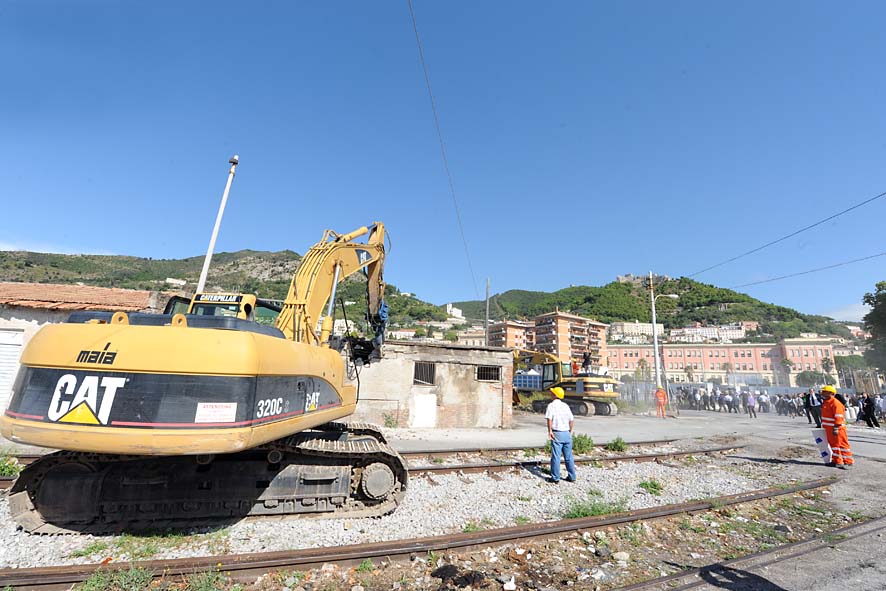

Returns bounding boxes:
[655,390,668,405]
[821,397,845,429]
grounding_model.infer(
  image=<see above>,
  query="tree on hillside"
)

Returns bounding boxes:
[863,282,886,369]
[821,356,834,375]
[835,355,869,371]
[796,370,835,387]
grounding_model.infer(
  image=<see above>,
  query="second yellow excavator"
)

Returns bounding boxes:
[1,222,408,533]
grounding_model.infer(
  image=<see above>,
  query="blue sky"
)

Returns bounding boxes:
[2,2,884,321]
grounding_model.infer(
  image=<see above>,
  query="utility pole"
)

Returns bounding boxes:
[484,278,490,347]
[649,272,662,389]
[196,155,239,294]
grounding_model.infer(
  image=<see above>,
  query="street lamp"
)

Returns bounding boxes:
[648,272,678,389]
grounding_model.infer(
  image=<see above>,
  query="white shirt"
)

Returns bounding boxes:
[545,399,574,431]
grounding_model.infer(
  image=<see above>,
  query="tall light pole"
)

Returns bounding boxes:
[196,155,239,294]
[648,271,678,389]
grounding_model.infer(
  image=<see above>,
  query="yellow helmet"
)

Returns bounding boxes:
[821,385,837,394]
[550,387,565,399]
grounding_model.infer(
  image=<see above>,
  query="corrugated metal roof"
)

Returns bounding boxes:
[0,282,153,312]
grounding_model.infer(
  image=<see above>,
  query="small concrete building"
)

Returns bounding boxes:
[0,282,162,411]
[351,341,514,429]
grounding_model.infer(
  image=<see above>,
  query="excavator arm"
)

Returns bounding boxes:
[274,222,387,354]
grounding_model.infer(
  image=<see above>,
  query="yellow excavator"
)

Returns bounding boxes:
[512,349,620,416]
[1,222,408,533]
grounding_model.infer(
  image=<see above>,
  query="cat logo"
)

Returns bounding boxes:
[47,374,126,425]
[356,249,371,277]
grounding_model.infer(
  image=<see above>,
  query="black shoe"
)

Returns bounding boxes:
[564,477,576,483]
[825,462,836,467]
[547,477,560,484]
[837,464,848,470]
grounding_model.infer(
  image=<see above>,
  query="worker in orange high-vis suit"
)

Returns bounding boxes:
[820,385,853,469]
[655,387,668,419]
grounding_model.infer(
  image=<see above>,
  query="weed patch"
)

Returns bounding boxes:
[0,455,21,477]
[77,567,154,591]
[638,479,663,496]
[68,541,111,559]
[356,559,375,573]
[562,497,626,519]
[604,437,627,452]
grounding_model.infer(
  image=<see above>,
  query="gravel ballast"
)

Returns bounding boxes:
[0,453,771,569]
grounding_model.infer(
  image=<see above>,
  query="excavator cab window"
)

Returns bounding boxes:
[191,303,241,318]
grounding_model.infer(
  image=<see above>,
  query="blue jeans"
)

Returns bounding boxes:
[550,431,577,482]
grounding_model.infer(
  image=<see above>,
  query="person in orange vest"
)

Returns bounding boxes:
[820,385,853,469]
[655,387,668,419]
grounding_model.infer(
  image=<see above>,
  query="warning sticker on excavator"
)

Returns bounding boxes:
[194,402,238,423]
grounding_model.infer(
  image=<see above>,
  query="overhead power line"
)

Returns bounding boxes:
[406,0,480,299]
[732,250,886,288]
[690,189,886,278]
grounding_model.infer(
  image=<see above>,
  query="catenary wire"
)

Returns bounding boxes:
[690,189,886,278]
[406,0,480,298]
[731,250,886,288]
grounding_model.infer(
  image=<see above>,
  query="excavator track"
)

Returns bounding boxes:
[8,423,407,535]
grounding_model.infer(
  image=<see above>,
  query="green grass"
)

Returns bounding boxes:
[514,516,531,525]
[69,541,111,558]
[462,518,494,533]
[0,455,21,477]
[517,495,533,502]
[382,413,398,428]
[562,497,626,519]
[587,487,603,497]
[356,559,375,573]
[113,531,187,559]
[185,570,227,591]
[618,523,644,546]
[604,437,628,452]
[638,479,664,496]
[431,457,445,464]
[847,511,866,521]
[573,434,595,454]
[76,567,154,591]
[543,433,595,456]
[678,518,705,534]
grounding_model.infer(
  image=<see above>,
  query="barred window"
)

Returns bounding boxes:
[413,361,436,386]
[476,365,501,381]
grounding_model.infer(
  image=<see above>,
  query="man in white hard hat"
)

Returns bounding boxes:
[545,387,577,484]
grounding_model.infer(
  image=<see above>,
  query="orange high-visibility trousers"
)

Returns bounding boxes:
[656,403,666,418]
[825,426,854,465]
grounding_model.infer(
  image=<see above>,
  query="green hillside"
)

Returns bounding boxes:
[453,277,852,340]
[0,250,444,326]
[0,250,852,339]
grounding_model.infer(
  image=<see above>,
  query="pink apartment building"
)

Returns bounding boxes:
[607,337,837,387]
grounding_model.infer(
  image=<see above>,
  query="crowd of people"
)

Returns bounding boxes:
[672,385,886,429]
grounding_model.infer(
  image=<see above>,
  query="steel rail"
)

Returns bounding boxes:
[409,445,741,475]
[0,477,837,591]
[0,444,729,491]
[613,514,886,591]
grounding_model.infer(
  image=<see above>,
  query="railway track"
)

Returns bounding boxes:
[0,476,837,591]
[0,439,688,490]
[614,514,886,591]
[0,439,713,491]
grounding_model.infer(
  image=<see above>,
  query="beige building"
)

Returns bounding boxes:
[352,341,513,428]
[532,310,608,370]
[609,321,664,340]
[487,320,535,349]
